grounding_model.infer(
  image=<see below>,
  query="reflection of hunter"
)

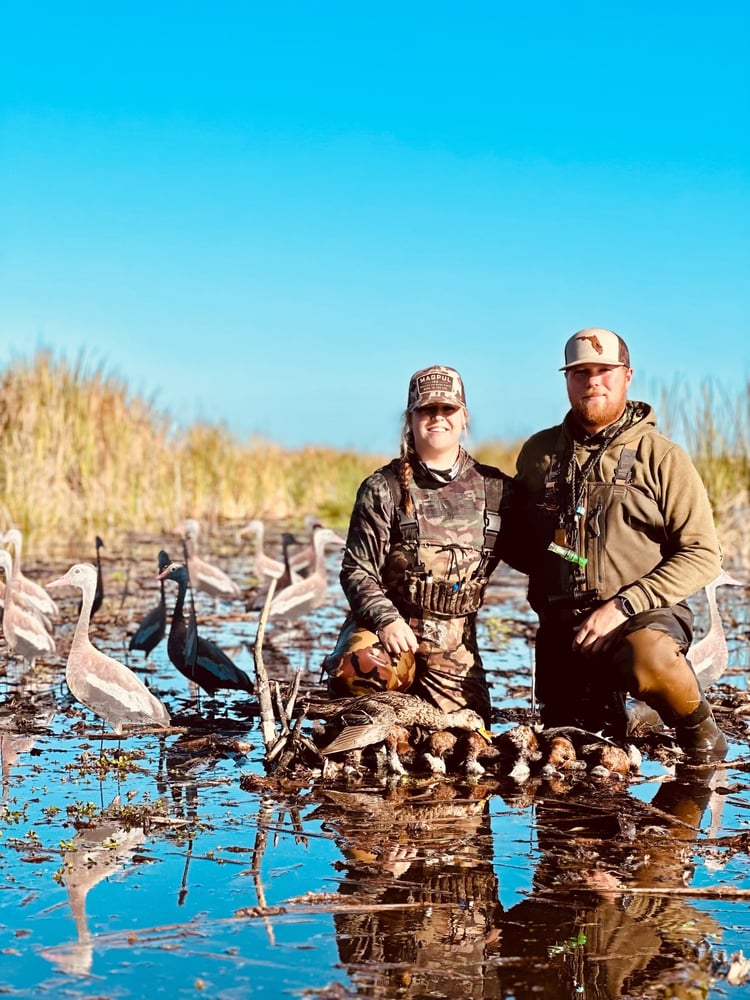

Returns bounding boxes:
[325,365,520,726]
[494,768,721,998]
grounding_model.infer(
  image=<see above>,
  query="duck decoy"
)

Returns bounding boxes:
[46,563,171,735]
[3,528,59,619]
[690,568,745,686]
[176,519,241,601]
[285,516,325,579]
[309,691,490,775]
[158,558,254,697]
[0,549,56,673]
[268,526,346,620]
[78,536,105,619]
[127,551,169,661]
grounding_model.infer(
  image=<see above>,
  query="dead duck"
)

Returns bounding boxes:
[309,691,490,776]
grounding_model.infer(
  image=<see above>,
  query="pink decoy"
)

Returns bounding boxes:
[3,528,59,619]
[47,563,171,735]
[0,548,56,672]
[176,519,241,601]
[690,568,745,686]
[268,527,346,620]
[242,519,287,581]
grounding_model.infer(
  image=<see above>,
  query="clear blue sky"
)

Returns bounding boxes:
[2,1,748,456]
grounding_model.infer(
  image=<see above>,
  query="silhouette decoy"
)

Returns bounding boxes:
[689,568,745,686]
[268,526,346,620]
[128,551,169,661]
[176,518,241,601]
[309,691,489,775]
[158,558,254,697]
[46,563,171,735]
[0,548,56,673]
[78,536,104,619]
[3,528,59,619]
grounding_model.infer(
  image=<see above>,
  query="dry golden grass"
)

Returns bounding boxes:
[1,351,747,564]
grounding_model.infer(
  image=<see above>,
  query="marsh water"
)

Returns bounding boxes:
[1,529,749,999]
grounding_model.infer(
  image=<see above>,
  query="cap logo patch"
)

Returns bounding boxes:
[416,372,453,394]
[578,333,603,355]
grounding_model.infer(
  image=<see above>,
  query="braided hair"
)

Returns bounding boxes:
[398,411,416,517]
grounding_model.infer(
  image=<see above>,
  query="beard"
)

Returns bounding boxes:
[571,392,626,433]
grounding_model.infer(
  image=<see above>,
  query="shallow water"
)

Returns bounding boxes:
[1,534,749,998]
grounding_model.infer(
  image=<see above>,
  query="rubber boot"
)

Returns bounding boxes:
[673,699,728,765]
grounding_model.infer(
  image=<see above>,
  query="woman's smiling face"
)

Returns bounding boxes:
[410,403,465,466]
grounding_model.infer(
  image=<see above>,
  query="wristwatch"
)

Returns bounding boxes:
[616,595,637,617]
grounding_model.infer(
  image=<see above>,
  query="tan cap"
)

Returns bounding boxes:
[407,365,466,411]
[560,328,631,371]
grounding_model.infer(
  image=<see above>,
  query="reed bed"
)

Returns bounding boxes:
[1,351,748,564]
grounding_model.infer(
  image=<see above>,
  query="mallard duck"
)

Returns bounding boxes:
[309,691,490,776]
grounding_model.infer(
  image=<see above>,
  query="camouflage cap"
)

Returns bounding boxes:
[407,365,467,411]
[560,328,631,371]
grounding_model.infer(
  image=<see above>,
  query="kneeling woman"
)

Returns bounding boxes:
[325,365,518,726]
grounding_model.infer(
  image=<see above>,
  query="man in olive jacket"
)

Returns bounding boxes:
[514,327,726,763]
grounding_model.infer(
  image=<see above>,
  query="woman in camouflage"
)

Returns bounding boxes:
[324,365,517,725]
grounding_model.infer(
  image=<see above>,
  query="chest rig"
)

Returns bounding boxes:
[381,464,505,618]
[540,440,638,610]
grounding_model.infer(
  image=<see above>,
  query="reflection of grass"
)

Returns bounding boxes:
[1,351,748,560]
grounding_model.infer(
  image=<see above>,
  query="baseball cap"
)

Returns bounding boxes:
[407,365,466,411]
[560,328,631,371]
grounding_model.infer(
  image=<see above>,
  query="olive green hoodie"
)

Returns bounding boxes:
[515,400,721,618]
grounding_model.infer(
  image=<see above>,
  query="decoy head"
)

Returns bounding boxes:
[95,536,105,550]
[47,563,97,592]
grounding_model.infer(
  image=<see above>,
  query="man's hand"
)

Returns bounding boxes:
[572,600,628,656]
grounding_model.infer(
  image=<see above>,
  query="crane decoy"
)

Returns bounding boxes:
[309,691,490,775]
[127,551,169,661]
[176,519,241,601]
[242,519,282,581]
[268,526,346,620]
[0,548,56,674]
[3,528,59,619]
[158,558,254,697]
[46,563,171,735]
[78,536,104,619]
[690,568,745,686]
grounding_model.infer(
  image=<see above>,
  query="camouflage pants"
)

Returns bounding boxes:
[324,613,492,725]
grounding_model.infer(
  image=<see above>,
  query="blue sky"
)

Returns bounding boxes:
[2,1,748,457]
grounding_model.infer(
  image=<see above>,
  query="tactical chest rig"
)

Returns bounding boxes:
[381,465,506,618]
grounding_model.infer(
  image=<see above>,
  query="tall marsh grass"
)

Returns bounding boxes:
[1,351,748,563]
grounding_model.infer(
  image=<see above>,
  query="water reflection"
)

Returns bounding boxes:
[309,781,501,998]
[310,767,724,998]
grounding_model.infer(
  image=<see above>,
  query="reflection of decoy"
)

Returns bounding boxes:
[0,549,56,672]
[79,536,105,618]
[310,691,489,775]
[128,551,169,661]
[3,528,59,619]
[46,796,147,976]
[689,569,744,686]
[158,559,254,697]
[47,563,171,735]
[177,518,241,601]
[242,519,286,581]
[268,527,345,620]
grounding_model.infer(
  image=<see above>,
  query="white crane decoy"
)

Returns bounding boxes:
[0,549,56,673]
[3,528,59,619]
[268,526,346,620]
[690,568,745,686]
[47,563,171,735]
[177,518,241,600]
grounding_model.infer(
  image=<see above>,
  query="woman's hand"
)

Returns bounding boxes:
[377,619,418,656]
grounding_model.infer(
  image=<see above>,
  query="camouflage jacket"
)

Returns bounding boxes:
[339,450,517,632]
[514,400,722,617]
